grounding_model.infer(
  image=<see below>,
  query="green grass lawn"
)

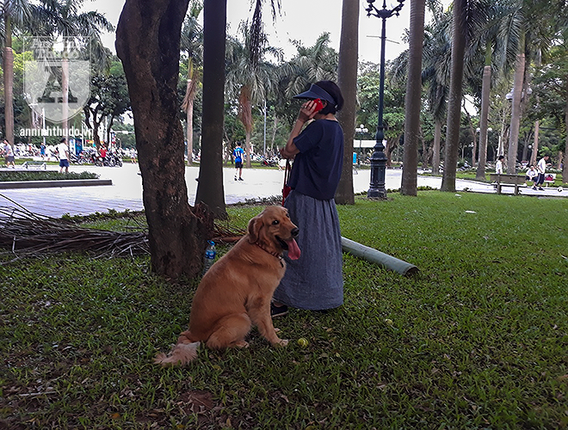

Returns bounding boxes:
[1,192,567,429]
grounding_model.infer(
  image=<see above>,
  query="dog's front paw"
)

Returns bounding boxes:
[276,338,289,347]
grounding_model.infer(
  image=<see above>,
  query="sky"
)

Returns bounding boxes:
[93,0,417,64]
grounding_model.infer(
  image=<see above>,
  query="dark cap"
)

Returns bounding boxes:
[293,83,336,105]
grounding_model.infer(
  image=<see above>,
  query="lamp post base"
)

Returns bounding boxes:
[367,141,387,199]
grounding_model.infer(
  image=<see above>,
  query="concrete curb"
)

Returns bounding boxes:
[0,179,113,189]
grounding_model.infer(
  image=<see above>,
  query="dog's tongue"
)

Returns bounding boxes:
[286,238,301,260]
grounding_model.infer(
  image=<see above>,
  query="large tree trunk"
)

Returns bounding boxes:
[441,0,466,192]
[564,105,568,183]
[531,120,539,166]
[195,0,228,218]
[182,66,199,166]
[3,20,14,149]
[186,97,195,164]
[385,138,398,167]
[476,65,491,180]
[3,46,14,148]
[401,0,425,196]
[432,119,442,174]
[62,56,69,143]
[116,0,208,279]
[270,115,278,154]
[507,32,525,174]
[335,0,359,205]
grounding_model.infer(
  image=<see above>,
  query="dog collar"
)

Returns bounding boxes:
[254,242,284,267]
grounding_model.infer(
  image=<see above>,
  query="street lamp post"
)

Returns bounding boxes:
[365,0,404,199]
[355,124,368,169]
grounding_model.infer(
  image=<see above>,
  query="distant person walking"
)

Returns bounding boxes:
[233,143,244,181]
[534,155,550,191]
[58,138,70,173]
[3,140,15,168]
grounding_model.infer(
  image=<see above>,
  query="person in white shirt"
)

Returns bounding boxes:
[495,155,505,174]
[525,165,537,186]
[57,138,70,173]
[3,140,15,168]
[533,155,550,191]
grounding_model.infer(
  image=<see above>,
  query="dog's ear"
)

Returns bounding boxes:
[247,215,263,243]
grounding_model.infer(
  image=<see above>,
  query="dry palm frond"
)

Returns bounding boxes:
[0,195,247,263]
[0,206,150,265]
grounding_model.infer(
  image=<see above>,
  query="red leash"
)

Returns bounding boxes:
[282,160,291,205]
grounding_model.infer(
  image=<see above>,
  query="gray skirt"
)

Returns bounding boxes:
[273,190,344,310]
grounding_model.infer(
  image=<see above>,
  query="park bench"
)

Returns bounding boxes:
[544,173,556,187]
[22,161,47,170]
[489,173,525,195]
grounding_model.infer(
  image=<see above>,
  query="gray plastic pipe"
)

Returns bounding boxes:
[341,237,419,276]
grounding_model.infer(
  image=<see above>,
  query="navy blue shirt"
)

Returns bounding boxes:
[288,119,344,200]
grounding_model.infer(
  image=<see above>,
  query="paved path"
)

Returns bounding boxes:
[0,163,566,218]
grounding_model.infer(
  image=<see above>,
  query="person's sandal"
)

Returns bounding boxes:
[270,303,288,318]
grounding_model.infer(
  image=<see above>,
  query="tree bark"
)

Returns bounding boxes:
[183,66,199,166]
[116,0,208,279]
[507,32,525,174]
[3,46,14,148]
[432,120,441,174]
[564,104,568,183]
[531,120,539,166]
[196,0,228,218]
[441,0,466,192]
[476,65,491,180]
[335,0,359,205]
[401,0,425,196]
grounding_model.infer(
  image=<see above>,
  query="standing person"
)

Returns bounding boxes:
[495,155,505,174]
[100,144,108,165]
[3,140,15,168]
[271,81,345,317]
[57,138,70,173]
[534,154,550,191]
[232,143,244,181]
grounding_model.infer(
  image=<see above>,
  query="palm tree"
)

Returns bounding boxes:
[335,0,359,205]
[474,2,521,179]
[196,0,281,218]
[1,0,32,148]
[38,0,113,142]
[506,0,556,173]
[282,33,338,98]
[441,0,487,192]
[225,24,280,168]
[421,10,451,174]
[401,0,426,196]
[195,0,228,218]
[180,0,203,166]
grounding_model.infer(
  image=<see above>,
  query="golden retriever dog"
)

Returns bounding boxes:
[155,205,301,366]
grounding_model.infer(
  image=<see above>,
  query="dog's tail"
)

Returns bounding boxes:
[154,337,200,366]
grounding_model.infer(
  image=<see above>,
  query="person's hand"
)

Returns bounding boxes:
[279,147,295,160]
[297,100,321,123]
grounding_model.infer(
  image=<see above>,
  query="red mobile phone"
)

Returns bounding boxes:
[313,98,324,111]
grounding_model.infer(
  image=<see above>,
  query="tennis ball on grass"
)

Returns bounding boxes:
[297,338,309,347]
[384,319,394,326]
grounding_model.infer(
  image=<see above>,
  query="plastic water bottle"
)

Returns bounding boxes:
[202,240,216,275]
